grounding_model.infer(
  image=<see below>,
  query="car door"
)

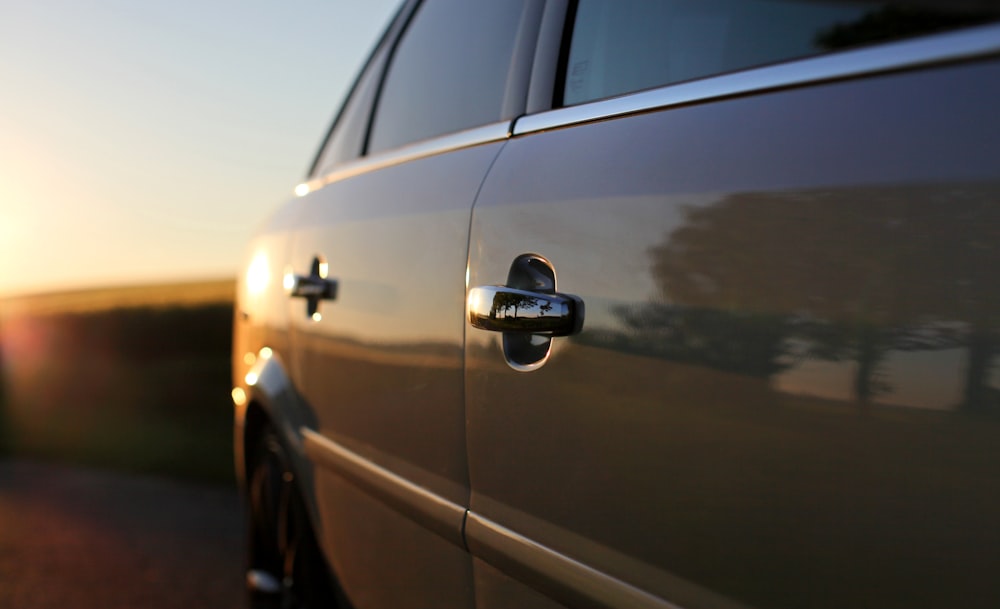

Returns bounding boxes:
[465,3,1000,609]
[286,2,538,608]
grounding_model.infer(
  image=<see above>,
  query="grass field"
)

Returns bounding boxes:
[0,279,237,484]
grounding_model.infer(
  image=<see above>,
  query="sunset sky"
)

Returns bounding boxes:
[0,0,399,297]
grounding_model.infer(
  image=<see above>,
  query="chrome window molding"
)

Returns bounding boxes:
[300,120,512,195]
[514,22,1000,136]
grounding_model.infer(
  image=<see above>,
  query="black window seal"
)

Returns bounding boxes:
[551,0,578,110]
[358,0,426,158]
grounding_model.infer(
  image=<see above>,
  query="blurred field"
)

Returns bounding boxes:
[0,279,236,483]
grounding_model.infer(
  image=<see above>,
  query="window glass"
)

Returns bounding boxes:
[563,0,1000,106]
[368,0,526,154]
[312,46,389,177]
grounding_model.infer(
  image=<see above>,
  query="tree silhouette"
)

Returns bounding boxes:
[644,183,999,412]
[612,303,794,379]
[901,188,1000,413]
[488,292,541,329]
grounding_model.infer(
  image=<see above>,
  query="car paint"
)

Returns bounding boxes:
[466,55,1000,609]
[287,133,511,609]
[233,4,1000,608]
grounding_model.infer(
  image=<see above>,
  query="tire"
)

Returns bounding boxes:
[246,427,340,609]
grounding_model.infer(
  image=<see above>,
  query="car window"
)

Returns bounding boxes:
[367,0,527,154]
[562,0,1000,106]
[309,0,417,180]
[311,46,390,177]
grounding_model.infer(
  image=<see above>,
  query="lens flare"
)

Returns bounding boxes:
[246,253,270,296]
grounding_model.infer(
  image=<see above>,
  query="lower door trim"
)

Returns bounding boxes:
[302,428,467,548]
[465,512,683,609]
[303,427,726,609]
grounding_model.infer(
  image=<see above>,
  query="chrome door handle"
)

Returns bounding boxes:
[288,274,337,300]
[287,256,337,319]
[468,254,584,371]
[468,285,582,336]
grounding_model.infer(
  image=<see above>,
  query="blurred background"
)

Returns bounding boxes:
[0,0,398,481]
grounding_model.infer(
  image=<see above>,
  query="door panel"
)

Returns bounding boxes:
[291,141,505,609]
[466,60,1000,609]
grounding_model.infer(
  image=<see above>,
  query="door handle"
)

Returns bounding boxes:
[287,256,337,319]
[288,274,337,300]
[468,254,584,371]
[467,285,581,336]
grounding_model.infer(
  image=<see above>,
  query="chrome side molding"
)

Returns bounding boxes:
[302,428,748,609]
[301,429,467,549]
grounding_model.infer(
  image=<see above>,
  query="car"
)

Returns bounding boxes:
[231,1,1000,608]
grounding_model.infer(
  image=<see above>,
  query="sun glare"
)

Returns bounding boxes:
[467,288,483,317]
[246,252,270,296]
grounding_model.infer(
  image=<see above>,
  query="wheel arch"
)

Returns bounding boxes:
[236,352,318,517]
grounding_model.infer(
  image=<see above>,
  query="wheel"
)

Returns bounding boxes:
[246,427,339,609]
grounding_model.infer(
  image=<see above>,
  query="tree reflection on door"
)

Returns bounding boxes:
[604,183,999,413]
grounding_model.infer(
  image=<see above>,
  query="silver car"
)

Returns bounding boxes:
[232,1,1000,608]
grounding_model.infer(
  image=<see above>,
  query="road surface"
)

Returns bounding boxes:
[0,459,245,608]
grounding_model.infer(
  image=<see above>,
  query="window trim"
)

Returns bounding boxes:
[525,0,572,115]
[364,0,541,157]
[501,0,548,121]
[298,120,512,196]
[514,21,1000,136]
[307,0,419,179]
[309,0,548,184]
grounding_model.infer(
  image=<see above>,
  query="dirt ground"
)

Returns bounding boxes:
[0,459,245,609]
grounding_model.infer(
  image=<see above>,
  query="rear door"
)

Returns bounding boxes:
[286,1,536,608]
[465,3,1000,609]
